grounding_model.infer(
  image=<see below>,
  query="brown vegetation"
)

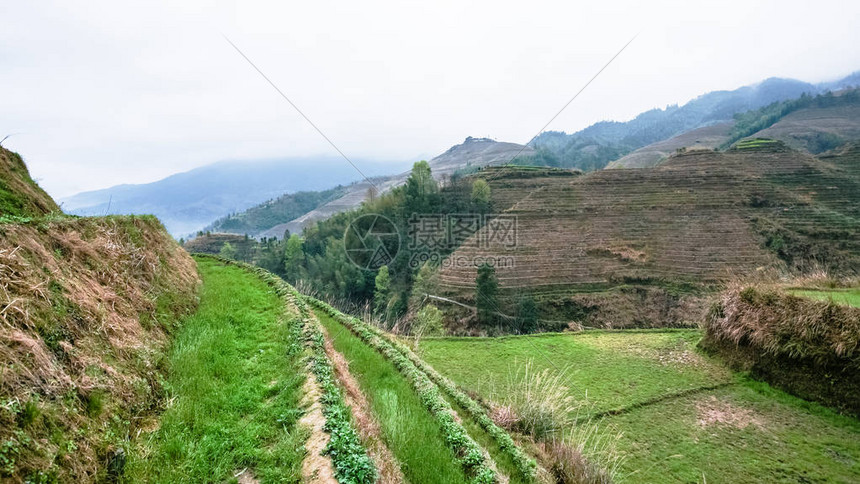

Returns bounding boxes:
[701,283,860,415]
[0,215,198,482]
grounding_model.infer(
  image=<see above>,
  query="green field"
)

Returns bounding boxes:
[315,309,470,484]
[789,288,860,308]
[419,330,860,483]
[127,258,307,483]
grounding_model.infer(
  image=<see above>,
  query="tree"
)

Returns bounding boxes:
[403,160,440,216]
[366,185,378,203]
[373,265,391,317]
[283,234,304,280]
[475,263,499,327]
[516,296,538,334]
[409,262,438,310]
[471,179,491,212]
[219,241,237,260]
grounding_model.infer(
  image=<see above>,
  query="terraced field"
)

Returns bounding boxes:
[420,331,860,483]
[439,143,860,326]
[135,257,552,483]
[789,288,860,307]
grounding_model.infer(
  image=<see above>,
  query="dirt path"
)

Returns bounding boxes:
[285,301,337,484]
[317,317,407,484]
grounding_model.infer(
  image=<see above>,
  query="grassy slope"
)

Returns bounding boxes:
[127,258,306,483]
[1,215,198,483]
[789,288,860,308]
[420,331,860,483]
[0,147,60,218]
[315,309,470,484]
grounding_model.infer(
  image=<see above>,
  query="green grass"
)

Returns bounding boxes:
[315,309,470,484]
[789,288,860,308]
[126,258,307,483]
[609,378,860,483]
[421,330,860,482]
[420,330,732,415]
[734,138,781,150]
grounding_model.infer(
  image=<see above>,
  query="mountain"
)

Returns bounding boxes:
[526,72,860,171]
[253,137,533,239]
[438,141,860,328]
[60,157,409,236]
[609,88,860,168]
[606,122,734,169]
[203,185,348,238]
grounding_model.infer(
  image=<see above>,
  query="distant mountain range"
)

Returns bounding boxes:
[527,72,860,170]
[59,157,411,236]
[61,71,860,239]
[251,136,533,239]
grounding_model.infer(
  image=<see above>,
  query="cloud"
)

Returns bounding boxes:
[1,0,858,197]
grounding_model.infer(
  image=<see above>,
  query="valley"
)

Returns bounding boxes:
[2,69,860,483]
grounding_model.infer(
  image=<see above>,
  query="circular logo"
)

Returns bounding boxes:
[344,214,401,270]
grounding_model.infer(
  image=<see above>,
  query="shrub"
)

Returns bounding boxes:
[490,361,579,440]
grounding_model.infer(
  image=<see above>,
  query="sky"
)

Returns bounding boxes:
[2,0,859,198]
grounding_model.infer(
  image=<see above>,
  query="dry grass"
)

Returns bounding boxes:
[0,216,198,482]
[489,360,580,439]
[703,281,860,414]
[486,360,624,483]
[706,282,860,362]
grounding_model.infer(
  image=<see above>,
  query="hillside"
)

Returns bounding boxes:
[182,232,256,258]
[607,88,860,169]
[753,103,860,152]
[527,73,860,171]
[60,157,408,237]
[0,149,199,482]
[203,185,347,237]
[254,137,534,239]
[438,141,860,327]
[0,147,60,218]
[606,122,734,169]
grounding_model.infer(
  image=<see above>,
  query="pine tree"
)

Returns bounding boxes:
[475,263,499,327]
[516,296,538,334]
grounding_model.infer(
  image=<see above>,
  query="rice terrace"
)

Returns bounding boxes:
[2,2,860,483]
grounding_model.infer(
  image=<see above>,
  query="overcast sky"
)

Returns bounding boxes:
[2,0,859,198]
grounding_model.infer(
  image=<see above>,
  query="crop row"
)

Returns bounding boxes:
[307,297,499,483]
[193,255,377,483]
[307,297,540,482]
[321,299,538,480]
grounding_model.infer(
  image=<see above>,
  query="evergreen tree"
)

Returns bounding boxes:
[516,295,538,334]
[471,178,491,213]
[475,263,499,327]
[283,234,303,281]
[373,265,391,317]
[403,160,440,217]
